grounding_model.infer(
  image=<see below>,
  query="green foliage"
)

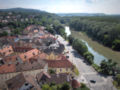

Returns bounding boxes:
[100,59,117,75]
[68,16,120,51]
[116,74,120,86]
[61,83,70,90]
[68,35,75,44]
[92,64,101,72]
[0,31,8,37]
[73,83,90,90]
[83,52,94,64]
[48,69,56,74]
[42,84,51,90]
[112,39,120,51]
[72,39,88,55]
[73,66,79,76]
[42,83,71,90]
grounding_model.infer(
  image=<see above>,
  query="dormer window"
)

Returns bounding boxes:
[3,52,5,55]
[9,50,11,52]
[25,82,29,86]
[32,52,35,55]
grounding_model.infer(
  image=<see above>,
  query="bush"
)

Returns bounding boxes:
[48,69,56,74]
[73,66,79,76]
[68,35,75,44]
[83,52,94,64]
[72,39,88,55]
[92,64,101,72]
[61,83,70,90]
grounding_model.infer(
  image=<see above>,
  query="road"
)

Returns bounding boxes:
[56,35,116,90]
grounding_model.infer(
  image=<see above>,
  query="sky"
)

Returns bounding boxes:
[0,0,120,14]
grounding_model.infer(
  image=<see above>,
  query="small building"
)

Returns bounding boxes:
[36,71,71,86]
[45,60,74,74]
[0,45,14,57]
[6,73,41,90]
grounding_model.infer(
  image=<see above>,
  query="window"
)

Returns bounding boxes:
[60,68,62,72]
[32,52,35,55]
[8,83,12,88]
[9,50,11,52]
[25,83,29,86]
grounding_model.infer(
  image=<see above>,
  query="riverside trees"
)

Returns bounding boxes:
[68,35,94,65]
[68,16,120,51]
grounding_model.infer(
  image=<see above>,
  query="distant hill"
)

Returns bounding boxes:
[57,13,106,17]
[0,8,47,14]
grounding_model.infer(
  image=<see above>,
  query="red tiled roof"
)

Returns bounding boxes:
[0,36,16,39]
[36,71,51,81]
[45,60,74,68]
[0,64,16,74]
[71,79,81,88]
[6,73,41,90]
[0,45,14,56]
[13,46,33,52]
[4,55,17,63]
[38,52,47,60]
[19,49,39,62]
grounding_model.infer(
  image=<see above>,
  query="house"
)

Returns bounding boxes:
[19,49,40,62]
[13,46,33,53]
[0,36,16,43]
[45,60,74,74]
[36,71,71,86]
[6,73,41,90]
[43,44,65,55]
[3,55,19,65]
[0,56,48,89]
[0,45,14,57]
[0,64,16,74]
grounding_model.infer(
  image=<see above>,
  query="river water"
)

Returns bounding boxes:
[65,26,107,65]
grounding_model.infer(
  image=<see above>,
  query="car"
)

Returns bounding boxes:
[90,80,96,83]
[66,56,69,58]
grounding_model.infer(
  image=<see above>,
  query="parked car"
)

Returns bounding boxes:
[90,80,96,83]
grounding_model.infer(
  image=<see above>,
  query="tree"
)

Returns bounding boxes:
[61,83,70,90]
[72,39,88,55]
[42,84,51,90]
[83,52,94,64]
[48,69,56,74]
[116,74,120,86]
[0,31,8,37]
[68,35,75,44]
[100,59,117,75]
[112,39,120,51]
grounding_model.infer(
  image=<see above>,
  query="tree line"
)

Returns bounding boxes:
[62,16,120,51]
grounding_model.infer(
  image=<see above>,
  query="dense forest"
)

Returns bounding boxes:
[61,16,120,51]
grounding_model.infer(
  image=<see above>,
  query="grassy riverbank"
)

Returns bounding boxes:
[71,30,120,65]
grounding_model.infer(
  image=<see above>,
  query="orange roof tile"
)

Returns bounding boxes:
[19,49,39,62]
[45,60,74,68]
[0,64,16,74]
[4,55,17,63]
[0,45,14,56]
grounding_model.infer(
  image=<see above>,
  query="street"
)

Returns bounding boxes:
[56,35,116,90]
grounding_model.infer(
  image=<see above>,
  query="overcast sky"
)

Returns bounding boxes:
[0,0,120,14]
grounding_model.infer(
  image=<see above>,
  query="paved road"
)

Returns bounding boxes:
[56,35,116,90]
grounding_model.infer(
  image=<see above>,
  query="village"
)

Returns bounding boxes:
[0,25,81,90]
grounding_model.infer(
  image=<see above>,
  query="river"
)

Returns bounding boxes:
[65,26,120,65]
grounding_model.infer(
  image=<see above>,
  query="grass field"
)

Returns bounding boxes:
[71,30,120,65]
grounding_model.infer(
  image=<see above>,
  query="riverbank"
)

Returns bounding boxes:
[71,30,120,65]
